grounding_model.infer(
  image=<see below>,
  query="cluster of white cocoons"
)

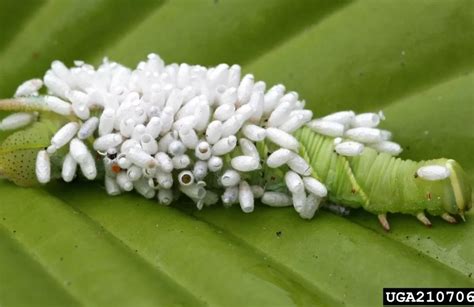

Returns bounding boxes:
[308,110,403,157]
[7,54,443,219]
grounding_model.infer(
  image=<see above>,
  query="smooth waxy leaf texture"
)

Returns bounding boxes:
[0,1,473,306]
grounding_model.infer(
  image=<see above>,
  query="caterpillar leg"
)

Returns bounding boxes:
[440,213,457,224]
[416,212,432,228]
[377,213,390,231]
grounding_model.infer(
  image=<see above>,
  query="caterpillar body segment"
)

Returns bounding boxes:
[296,127,472,229]
[0,120,60,186]
[0,55,471,231]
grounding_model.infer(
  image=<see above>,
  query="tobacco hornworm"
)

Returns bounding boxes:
[0,55,471,230]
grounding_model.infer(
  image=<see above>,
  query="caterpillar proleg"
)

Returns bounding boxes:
[0,54,471,231]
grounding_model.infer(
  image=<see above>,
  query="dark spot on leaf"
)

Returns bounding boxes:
[276,231,282,237]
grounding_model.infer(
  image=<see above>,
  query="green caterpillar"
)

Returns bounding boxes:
[0,104,470,231]
[0,56,471,231]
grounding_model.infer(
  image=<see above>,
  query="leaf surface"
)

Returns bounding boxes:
[0,1,473,306]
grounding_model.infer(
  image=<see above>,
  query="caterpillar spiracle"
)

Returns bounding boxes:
[0,54,471,231]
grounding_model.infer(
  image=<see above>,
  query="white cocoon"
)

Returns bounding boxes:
[345,127,383,144]
[321,111,355,126]
[416,165,450,181]
[0,112,36,130]
[61,153,77,182]
[287,155,312,176]
[242,124,266,142]
[239,181,254,213]
[212,135,237,156]
[208,156,223,172]
[303,177,328,197]
[221,169,241,187]
[117,171,133,191]
[36,150,51,184]
[265,128,299,152]
[44,95,72,116]
[370,141,402,156]
[98,108,115,136]
[267,148,294,168]
[15,78,43,97]
[262,192,292,207]
[69,138,92,164]
[93,133,123,151]
[105,176,121,196]
[158,189,173,205]
[335,141,364,156]
[351,112,380,128]
[205,120,223,144]
[78,117,99,139]
[127,148,157,169]
[285,171,304,193]
[231,156,260,172]
[239,138,259,158]
[307,120,345,137]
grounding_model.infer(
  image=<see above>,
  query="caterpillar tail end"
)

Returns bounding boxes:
[411,158,471,227]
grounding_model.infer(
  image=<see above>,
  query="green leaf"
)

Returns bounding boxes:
[0,1,473,306]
